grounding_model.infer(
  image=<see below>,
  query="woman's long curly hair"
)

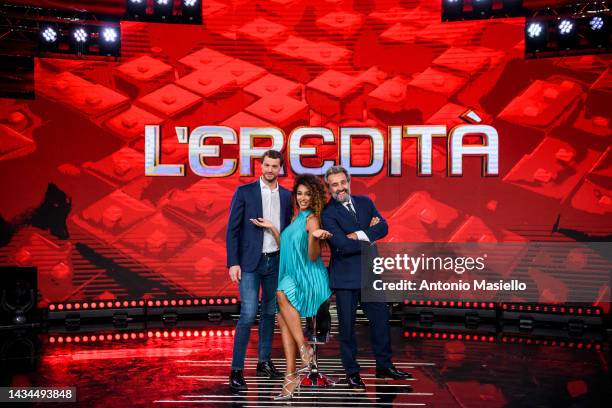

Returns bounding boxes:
[292,174,327,224]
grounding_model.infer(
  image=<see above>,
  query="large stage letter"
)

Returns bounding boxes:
[449,125,499,176]
[144,125,184,176]
[240,127,285,176]
[339,127,384,176]
[189,126,238,177]
[288,127,335,175]
[404,126,447,176]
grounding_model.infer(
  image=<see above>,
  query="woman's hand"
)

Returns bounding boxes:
[369,216,380,227]
[312,229,333,240]
[250,218,274,229]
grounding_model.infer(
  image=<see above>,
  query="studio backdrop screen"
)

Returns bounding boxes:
[0,0,610,307]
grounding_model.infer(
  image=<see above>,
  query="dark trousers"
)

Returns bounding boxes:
[335,289,393,374]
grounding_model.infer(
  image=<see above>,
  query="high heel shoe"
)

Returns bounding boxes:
[297,343,314,373]
[273,372,301,400]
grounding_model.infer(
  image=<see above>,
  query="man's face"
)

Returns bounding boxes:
[327,172,351,203]
[261,156,282,183]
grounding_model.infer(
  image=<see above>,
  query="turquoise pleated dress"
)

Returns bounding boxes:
[277,209,332,317]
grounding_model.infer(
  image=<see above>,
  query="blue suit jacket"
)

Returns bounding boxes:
[226,180,293,272]
[321,195,388,289]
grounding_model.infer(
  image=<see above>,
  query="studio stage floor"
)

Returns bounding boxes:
[4,310,610,408]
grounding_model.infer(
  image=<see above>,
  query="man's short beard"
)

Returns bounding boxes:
[332,187,351,203]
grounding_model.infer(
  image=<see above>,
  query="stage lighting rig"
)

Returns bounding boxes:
[525,19,549,53]
[587,14,609,47]
[123,0,203,24]
[70,26,90,55]
[99,26,121,56]
[524,2,611,58]
[442,0,526,21]
[0,3,122,59]
[39,25,59,52]
[557,18,578,49]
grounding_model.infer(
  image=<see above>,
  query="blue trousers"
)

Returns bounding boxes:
[231,254,279,370]
[335,289,393,374]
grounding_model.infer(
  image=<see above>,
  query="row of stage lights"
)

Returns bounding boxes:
[442,0,611,58]
[34,0,203,58]
[39,24,121,57]
[525,13,610,55]
[47,329,235,344]
[47,297,238,311]
[501,303,603,315]
[404,300,496,309]
[443,0,526,21]
[403,300,603,315]
[404,331,606,350]
[126,0,202,24]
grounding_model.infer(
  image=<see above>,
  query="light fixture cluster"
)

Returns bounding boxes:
[442,0,525,21]
[525,11,610,56]
[126,0,202,24]
[38,23,121,57]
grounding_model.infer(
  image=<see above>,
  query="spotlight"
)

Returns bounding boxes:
[587,15,609,48]
[442,0,464,21]
[590,16,604,31]
[99,26,121,56]
[154,0,174,21]
[556,18,577,49]
[525,20,548,53]
[39,25,59,51]
[181,0,202,23]
[42,27,57,43]
[472,0,493,18]
[70,26,90,54]
[126,0,147,19]
[558,19,574,35]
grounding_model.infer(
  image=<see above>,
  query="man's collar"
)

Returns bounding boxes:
[337,195,353,207]
[259,176,279,192]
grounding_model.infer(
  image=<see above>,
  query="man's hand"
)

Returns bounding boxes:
[370,216,380,227]
[346,232,358,240]
[229,265,241,283]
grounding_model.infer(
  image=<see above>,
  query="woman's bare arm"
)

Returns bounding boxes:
[306,216,322,261]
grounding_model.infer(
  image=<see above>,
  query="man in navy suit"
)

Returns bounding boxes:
[226,150,293,392]
[322,165,411,390]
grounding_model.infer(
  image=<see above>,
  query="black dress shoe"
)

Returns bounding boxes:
[256,360,283,379]
[229,370,247,392]
[346,373,366,391]
[376,365,413,380]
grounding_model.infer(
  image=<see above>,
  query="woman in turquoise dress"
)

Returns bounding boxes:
[251,174,332,400]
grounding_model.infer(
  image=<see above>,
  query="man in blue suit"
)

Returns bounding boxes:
[322,165,411,390]
[226,150,293,392]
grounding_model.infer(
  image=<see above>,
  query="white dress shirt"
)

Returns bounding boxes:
[260,177,281,253]
[342,197,370,242]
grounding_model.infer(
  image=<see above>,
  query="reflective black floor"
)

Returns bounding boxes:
[2,313,610,407]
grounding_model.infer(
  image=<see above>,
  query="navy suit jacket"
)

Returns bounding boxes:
[226,180,293,272]
[321,195,388,289]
